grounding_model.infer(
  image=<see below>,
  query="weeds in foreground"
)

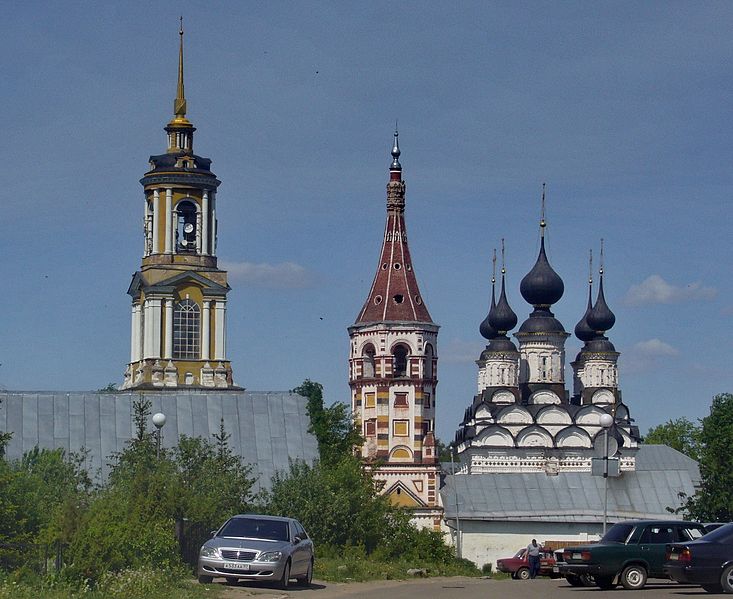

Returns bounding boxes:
[0,568,217,599]
[314,545,480,582]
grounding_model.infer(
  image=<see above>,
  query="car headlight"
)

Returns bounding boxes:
[256,551,283,562]
[200,546,221,559]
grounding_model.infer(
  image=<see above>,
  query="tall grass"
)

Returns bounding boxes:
[0,568,217,599]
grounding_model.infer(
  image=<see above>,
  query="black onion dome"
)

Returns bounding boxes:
[479,283,498,340]
[520,237,564,306]
[585,337,616,353]
[575,286,595,342]
[489,274,518,334]
[488,336,518,353]
[587,276,616,333]
[517,310,566,334]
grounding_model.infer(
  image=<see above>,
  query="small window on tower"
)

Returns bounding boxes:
[394,393,408,407]
[393,294,404,304]
[176,201,197,253]
[392,344,409,377]
[362,345,376,378]
[393,420,409,437]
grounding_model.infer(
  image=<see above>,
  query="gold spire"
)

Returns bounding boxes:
[173,16,187,119]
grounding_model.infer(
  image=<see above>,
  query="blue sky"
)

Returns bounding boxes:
[1,2,731,442]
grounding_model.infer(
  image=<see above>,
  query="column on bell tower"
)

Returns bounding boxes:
[348,130,442,529]
[122,22,238,391]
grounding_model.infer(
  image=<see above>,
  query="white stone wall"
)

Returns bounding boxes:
[440,519,602,569]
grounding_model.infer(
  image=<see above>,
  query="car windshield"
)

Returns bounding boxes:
[218,518,289,541]
[601,523,634,543]
[699,522,733,543]
[514,548,526,558]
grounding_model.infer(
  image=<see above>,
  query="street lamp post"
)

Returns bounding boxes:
[152,412,166,459]
[449,445,462,559]
[599,412,614,536]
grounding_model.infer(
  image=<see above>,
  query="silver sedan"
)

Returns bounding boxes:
[197,514,314,589]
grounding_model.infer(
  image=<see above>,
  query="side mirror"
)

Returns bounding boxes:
[210,530,217,538]
[293,535,302,544]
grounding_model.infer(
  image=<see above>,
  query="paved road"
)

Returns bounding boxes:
[217,576,713,599]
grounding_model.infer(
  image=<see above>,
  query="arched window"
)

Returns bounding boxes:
[176,200,197,253]
[362,344,376,378]
[424,343,434,378]
[173,299,200,359]
[392,344,409,377]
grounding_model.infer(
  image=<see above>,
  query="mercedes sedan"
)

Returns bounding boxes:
[664,522,733,593]
[197,514,314,589]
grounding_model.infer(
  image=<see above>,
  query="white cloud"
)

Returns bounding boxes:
[220,260,316,289]
[624,275,716,306]
[632,338,679,357]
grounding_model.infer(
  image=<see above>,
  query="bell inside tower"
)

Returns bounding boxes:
[176,201,197,253]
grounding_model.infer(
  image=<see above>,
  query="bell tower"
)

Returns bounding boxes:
[348,130,441,529]
[122,22,237,390]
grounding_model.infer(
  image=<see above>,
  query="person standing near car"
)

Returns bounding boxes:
[526,539,541,579]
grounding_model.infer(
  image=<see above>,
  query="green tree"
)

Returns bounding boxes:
[266,456,390,552]
[0,446,90,570]
[65,399,258,580]
[644,417,701,461]
[293,380,362,465]
[684,393,733,521]
[173,420,256,527]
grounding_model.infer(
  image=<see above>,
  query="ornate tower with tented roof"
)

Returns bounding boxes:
[348,131,442,529]
[453,187,640,474]
[122,23,236,390]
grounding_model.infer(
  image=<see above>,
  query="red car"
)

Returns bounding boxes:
[496,547,559,579]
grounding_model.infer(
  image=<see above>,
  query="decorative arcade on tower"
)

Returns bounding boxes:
[348,131,442,529]
[122,23,236,389]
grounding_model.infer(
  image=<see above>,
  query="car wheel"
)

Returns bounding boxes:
[565,574,584,587]
[278,559,291,590]
[197,575,213,584]
[702,583,723,593]
[580,574,595,587]
[596,575,618,590]
[297,559,314,586]
[516,567,530,580]
[721,564,733,593]
[621,564,648,590]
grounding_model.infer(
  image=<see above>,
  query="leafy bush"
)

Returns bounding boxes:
[0,568,216,599]
[63,399,257,582]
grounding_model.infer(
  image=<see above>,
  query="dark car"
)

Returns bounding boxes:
[554,548,594,586]
[703,522,728,534]
[197,514,314,589]
[496,547,558,579]
[559,519,706,590]
[664,522,733,593]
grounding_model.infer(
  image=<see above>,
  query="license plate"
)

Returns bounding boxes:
[224,562,250,570]
[553,566,559,573]
[572,553,582,559]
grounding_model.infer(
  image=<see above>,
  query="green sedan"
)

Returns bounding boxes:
[559,519,706,590]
